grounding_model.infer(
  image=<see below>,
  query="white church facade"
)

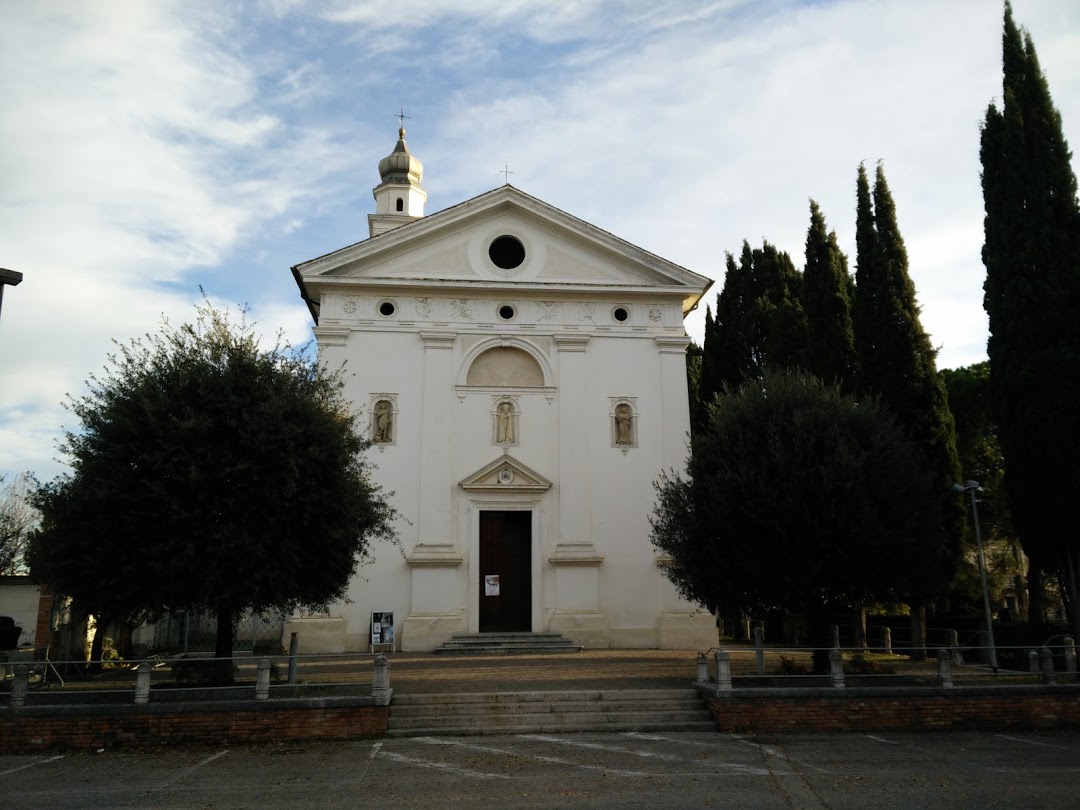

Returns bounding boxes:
[288,128,716,652]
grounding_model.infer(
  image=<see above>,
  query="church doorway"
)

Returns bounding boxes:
[478,510,532,633]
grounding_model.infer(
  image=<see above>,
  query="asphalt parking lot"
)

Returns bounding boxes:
[2,730,1077,808]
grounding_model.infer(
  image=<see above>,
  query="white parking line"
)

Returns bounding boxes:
[622,732,715,747]
[996,734,1077,752]
[152,750,229,791]
[0,755,65,778]
[732,735,832,775]
[374,749,511,780]
[415,736,652,777]
[864,734,1014,773]
[370,742,383,759]
[519,733,768,775]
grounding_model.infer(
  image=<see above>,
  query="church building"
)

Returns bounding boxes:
[288,127,716,652]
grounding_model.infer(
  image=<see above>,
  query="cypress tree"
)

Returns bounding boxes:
[982,2,1080,629]
[852,163,964,655]
[802,200,856,389]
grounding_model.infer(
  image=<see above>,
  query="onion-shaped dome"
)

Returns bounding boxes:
[377,127,423,186]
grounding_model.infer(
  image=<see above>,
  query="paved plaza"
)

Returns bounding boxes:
[2,730,1078,808]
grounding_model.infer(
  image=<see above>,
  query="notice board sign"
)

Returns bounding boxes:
[484,575,500,596]
[371,611,394,647]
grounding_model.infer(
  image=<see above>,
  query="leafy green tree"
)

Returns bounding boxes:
[802,200,856,390]
[28,301,398,681]
[981,2,1080,631]
[942,362,1027,620]
[0,473,38,576]
[651,369,942,671]
[700,240,806,402]
[852,163,964,655]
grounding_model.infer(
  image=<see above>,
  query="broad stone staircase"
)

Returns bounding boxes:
[432,632,580,655]
[386,688,716,737]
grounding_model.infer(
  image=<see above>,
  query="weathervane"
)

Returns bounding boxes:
[395,106,410,132]
[501,164,514,185]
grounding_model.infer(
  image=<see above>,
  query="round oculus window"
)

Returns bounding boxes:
[613,306,630,322]
[378,301,396,317]
[489,235,526,269]
[498,305,516,320]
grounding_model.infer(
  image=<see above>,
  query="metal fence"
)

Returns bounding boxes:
[148,610,286,655]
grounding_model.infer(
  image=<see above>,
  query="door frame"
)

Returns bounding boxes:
[464,498,545,634]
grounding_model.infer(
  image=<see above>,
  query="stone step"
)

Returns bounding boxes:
[432,631,580,655]
[390,698,707,718]
[392,688,699,706]
[386,688,715,737]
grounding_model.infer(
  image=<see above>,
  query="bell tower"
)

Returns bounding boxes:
[368,124,427,237]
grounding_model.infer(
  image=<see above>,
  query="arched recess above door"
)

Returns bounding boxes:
[456,337,556,400]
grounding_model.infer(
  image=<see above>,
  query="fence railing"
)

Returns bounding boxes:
[1,649,393,708]
[696,638,1078,691]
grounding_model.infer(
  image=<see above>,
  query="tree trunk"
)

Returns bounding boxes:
[1065,547,1080,640]
[807,602,831,675]
[86,613,111,676]
[213,604,235,686]
[1028,564,1045,624]
[853,603,868,652]
[909,602,927,662]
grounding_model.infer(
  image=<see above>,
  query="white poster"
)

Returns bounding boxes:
[484,575,500,596]
[371,611,394,644]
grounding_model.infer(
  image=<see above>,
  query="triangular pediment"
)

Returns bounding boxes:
[293,186,712,315]
[459,454,552,494]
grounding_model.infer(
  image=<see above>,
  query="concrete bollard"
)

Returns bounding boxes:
[1040,647,1056,685]
[288,632,299,685]
[696,651,708,684]
[831,624,841,651]
[714,651,732,693]
[753,624,764,675]
[1028,650,1039,673]
[829,650,845,689]
[10,663,29,708]
[946,630,963,666]
[134,661,152,705]
[881,626,892,656]
[1064,637,1077,676]
[256,658,271,700]
[936,649,953,688]
[372,653,391,700]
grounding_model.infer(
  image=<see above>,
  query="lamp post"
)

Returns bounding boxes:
[0,267,23,321]
[954,480,998,672]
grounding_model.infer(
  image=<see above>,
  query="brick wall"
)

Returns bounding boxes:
[0,702,388,754]
[706,686,1080,733]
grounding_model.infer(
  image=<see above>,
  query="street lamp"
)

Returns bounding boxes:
[954,480,998,672]
[0,267,23,321]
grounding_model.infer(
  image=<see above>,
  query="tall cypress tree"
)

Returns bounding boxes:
[702,240,807,400]
[802,200,856,389]
[982,2,1080,630]
[852,163,964,654]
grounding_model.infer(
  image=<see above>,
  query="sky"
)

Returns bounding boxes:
[2,0,1078,484]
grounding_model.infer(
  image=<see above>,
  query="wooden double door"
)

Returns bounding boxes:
[479,510,532,633]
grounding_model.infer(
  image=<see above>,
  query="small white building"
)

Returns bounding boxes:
[289,128,715,652]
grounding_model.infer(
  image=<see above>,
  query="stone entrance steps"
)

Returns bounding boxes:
[386,689,716,737]
[432,632,579,655]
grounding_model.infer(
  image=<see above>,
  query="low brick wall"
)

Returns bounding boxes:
[703,685,1080,733]
[0,697,388,754]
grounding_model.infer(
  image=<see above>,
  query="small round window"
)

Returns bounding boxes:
[613,306,630,322]
[379,301,396,317]
[489,235,526,269]
[498,305,516,320]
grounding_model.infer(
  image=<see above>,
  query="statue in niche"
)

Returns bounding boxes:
[496,401,515,444]
[373,400,393,443]
[615,403,633,445]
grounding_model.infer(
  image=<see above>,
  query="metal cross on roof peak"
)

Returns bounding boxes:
[501,164,514,184]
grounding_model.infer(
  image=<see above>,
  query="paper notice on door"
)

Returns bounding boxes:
[484,574,500,596]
